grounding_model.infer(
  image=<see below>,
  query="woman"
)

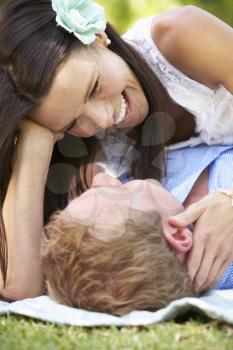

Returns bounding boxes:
[0,0,233,299]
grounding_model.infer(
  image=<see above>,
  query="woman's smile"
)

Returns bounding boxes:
[115,89,138,128]
[31,40,149,137]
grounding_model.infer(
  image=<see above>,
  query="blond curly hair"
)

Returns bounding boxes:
[41,208,195,316]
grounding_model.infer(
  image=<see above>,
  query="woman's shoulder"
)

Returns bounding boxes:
[122,6,196,40]
[121,16,154,42]
[151,5,229,90]
[122,7,204,79]
[150,5,198,40]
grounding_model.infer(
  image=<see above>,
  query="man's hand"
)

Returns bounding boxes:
[168,192,233,293]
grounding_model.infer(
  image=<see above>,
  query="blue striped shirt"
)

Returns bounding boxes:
[161,145,233,290]
[118,144,233,290]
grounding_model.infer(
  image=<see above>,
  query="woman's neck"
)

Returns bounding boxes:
[158,83,197,144]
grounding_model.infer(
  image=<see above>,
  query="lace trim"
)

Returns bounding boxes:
[122,17,233,146]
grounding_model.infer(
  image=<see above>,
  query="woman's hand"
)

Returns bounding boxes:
[168,192,233,293]
[18,118,64,145]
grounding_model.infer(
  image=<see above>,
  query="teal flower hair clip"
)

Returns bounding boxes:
[52,0,107,45]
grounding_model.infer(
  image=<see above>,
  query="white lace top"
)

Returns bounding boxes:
[122,16,233,149]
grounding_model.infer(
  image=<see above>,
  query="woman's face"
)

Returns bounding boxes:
[32,37,149,137]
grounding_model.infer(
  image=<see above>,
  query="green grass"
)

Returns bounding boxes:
[0,312,233,350]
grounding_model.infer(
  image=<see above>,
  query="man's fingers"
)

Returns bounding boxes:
[193,238,222,292]
[201,258,229,292]
[201,243,233,291]
[187,235,205,281]
[168,202,205,227]
[193,252,216,293]
[186,216,211,280]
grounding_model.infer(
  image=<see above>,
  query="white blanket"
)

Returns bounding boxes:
[0,290,233,326]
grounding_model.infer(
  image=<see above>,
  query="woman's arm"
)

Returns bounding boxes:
[1,120,60,300]
[152,5,233,93]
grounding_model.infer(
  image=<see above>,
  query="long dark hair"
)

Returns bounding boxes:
[0,0,168,284]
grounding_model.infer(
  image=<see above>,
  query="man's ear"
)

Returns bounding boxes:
[163,225,192,253]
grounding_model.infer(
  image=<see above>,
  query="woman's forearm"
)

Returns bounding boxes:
[1,126,55,300]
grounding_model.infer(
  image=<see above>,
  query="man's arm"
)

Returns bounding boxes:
[152,5,233,93]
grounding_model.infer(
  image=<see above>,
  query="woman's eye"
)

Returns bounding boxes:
[90,79,100,97]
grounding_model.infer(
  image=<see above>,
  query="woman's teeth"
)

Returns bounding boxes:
[115,94,128,124]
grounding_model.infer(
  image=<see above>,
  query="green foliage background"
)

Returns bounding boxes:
[0,0,232,33]
[96,0,233,33]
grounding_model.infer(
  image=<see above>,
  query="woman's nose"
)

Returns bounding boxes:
[86,101,114,130]
[69,101,115,137]
[91,173,122,187]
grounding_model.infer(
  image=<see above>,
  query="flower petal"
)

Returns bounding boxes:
[52,0,106,45]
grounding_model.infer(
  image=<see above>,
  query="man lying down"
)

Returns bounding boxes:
[41,143,233,316]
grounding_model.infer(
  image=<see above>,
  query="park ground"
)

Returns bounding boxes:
[1,311,233,350]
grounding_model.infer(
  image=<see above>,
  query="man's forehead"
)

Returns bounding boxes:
[92,182,146,202]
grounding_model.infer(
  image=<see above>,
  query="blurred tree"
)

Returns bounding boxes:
[97,0,180,32]
[0,0,232,32]
[97,0,233,32]
[97,0,132,33]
